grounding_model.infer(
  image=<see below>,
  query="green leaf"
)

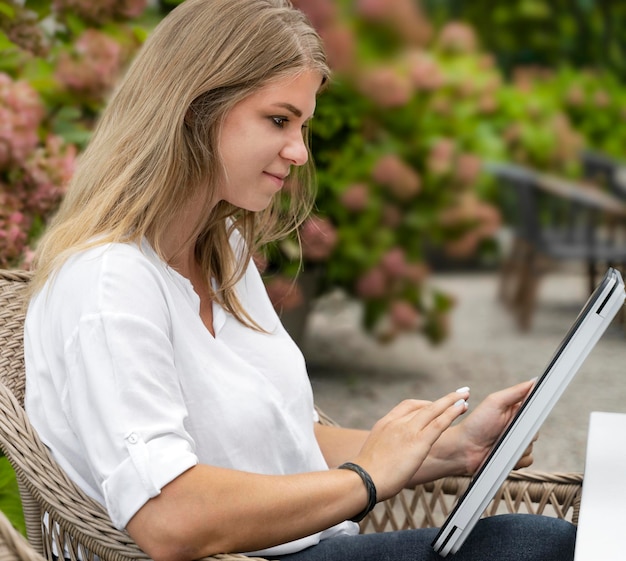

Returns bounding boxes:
[24,0,51,19]
[132,25,149,44]
[0,2,16,19]
[0,456,25,536]
[0,29,16,51]
[64,12,86,36]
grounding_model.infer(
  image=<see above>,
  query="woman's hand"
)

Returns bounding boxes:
[455,379,537,475]
[350,389,470,501]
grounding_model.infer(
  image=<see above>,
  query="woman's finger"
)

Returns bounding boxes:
[485,379,535,410]
[407,390,470,444]
[382,399,436,421]
[378,387,470,429]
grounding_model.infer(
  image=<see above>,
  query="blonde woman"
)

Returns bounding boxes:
[24,1,575,560]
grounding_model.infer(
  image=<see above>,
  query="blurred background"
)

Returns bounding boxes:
[1,0,626,534]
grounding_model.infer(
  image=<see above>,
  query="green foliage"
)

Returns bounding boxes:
[272,0,610,340]
[0,455,25,536]
[424,0,626,81]
[0,0,624,345]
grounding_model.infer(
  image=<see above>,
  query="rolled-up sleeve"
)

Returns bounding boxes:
[64,311,198,529]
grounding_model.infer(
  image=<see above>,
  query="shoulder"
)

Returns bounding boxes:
[36,241,178,323]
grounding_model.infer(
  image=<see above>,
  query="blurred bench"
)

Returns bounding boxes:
[581,150,626,201]
[487,161,626,330]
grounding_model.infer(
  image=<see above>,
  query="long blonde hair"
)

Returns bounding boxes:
[30,0,330,327]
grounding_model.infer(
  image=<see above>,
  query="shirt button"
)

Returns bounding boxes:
[127,433,139,444]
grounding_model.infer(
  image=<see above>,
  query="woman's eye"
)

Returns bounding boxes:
[271,116,287,128]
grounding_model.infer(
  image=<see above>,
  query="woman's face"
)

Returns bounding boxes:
[216,70,322,211]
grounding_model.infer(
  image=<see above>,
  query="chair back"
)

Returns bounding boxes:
[0,271,31,407]
[0,270,150,561]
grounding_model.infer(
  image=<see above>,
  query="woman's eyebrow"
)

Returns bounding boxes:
[271,102,303,117]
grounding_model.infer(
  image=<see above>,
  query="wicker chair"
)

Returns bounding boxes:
[0,510,44,561]
[0,269,583,561]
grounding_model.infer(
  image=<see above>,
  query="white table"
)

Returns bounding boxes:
[574,411,626,560]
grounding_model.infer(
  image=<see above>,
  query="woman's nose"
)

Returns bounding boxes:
[281,132,309,166]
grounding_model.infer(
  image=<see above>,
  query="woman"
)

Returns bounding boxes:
[24,1,576,560]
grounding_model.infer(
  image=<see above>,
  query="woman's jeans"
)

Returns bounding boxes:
[273,514,576,561]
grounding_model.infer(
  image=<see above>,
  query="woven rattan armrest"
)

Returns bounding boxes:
[316,408,582,533]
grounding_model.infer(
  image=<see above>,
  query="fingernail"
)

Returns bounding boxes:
[454,399,468,408]
[529,377,538,383]
[456,386,470,393]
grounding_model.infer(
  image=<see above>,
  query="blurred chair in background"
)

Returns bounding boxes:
[581,150,626,202]
[489,162,626,330]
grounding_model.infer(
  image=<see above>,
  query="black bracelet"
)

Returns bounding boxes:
[337,462,377,523]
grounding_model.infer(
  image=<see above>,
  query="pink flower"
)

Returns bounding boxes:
[23,134,77,216]
[55,29,125,100]
[455,153,482,187]
[478,94,498,114]
[439,193,502,258]
[359,67,413,108]
[380,247,407,278]
[20,247,36,270]
[389,300,421,331]
[355,0,387,20]
[406,51,444,91]
[0,74,45,168]
[265,276,304,312]
[405,262,429,284]
[53,0,148,24]
[427,138,456,177]
[444,231,481,259]
[355,267,388,299]
[339,183,369,212]
[0,190,30,267]
[437,22,477,54]
[292,0,337,31]
[320,23,356,74]
[430,138,456,161]
[115,0,149,20]
[356,0,432,46]
[372,154,421,200]
[300,215,338,261]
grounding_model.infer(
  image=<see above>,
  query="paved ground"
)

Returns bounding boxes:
[302,263,626,474]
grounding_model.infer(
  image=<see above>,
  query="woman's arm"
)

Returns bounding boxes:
[126,390,468,561]
[126,463,367,561]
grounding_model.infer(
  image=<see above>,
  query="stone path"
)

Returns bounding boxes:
[303,264,626,474]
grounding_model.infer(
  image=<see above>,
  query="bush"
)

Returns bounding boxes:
[264,0,588,342]
[0,0,617,347]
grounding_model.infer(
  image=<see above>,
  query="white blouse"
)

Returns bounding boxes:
[24,238,358,556]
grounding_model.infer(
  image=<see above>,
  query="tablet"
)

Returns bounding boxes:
[432,267,625,557]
